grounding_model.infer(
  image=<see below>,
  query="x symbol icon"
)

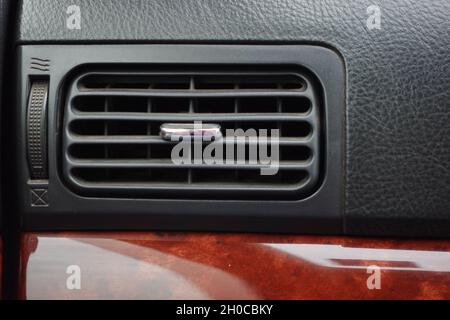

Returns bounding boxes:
[31,188,48,207]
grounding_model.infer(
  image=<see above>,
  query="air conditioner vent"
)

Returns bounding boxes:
[62,67,322,199]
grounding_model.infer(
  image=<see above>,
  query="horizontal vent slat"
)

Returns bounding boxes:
[72,90,310,99]
[69,112,312,122]
[70,181,309,191]
[67,135,313,146]
[67,158,312,170]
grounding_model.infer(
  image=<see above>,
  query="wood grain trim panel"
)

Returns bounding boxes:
[19,232,450,299]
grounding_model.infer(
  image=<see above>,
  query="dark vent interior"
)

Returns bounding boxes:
[62,67,322,199]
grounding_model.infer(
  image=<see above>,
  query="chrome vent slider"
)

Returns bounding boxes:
[160,123,222,141]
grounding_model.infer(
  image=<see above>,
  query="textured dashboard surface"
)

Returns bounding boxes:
[16,0,450,236]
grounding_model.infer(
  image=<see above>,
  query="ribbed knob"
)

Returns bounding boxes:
[27,81,49,179]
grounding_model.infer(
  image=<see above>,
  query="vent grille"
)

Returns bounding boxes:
[62,67,322,199]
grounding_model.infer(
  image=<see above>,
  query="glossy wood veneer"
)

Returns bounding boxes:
[19,232,450,299]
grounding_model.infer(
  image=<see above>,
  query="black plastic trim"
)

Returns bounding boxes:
[16,45,345,233]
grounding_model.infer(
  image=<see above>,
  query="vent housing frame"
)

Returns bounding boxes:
[63,66,322,200]
[16,45,344,233]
